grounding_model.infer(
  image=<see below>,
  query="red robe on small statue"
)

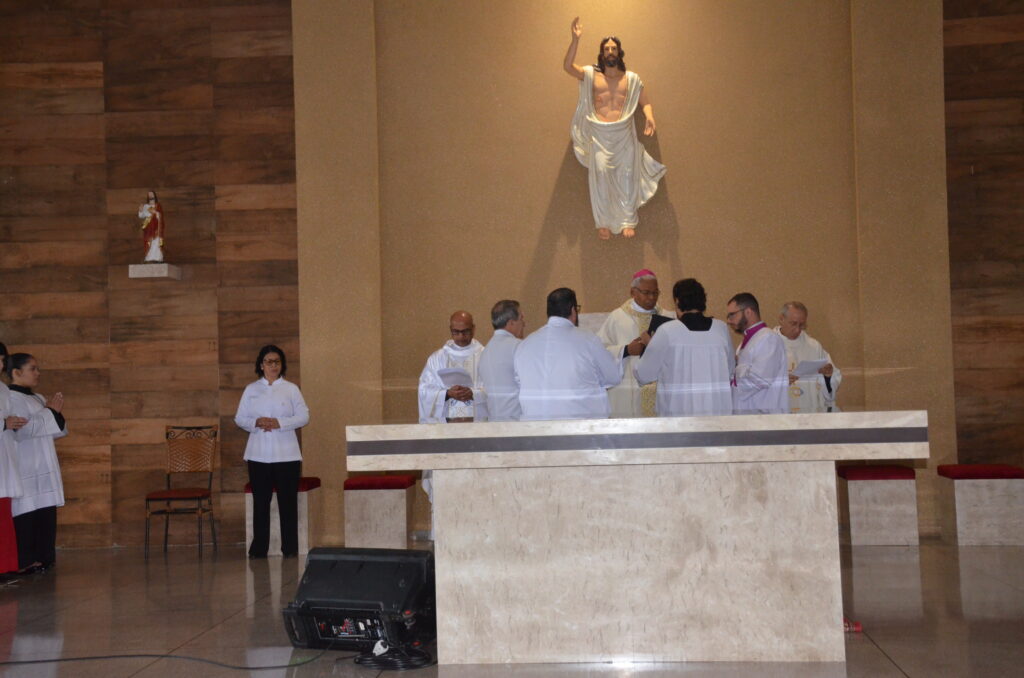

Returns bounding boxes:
[138,192,165,263]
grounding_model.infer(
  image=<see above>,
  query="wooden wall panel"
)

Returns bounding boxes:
[0,0,299,549]
[944,3,1024,468]
[0,17,111,544]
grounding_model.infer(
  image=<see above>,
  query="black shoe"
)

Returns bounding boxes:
[282,552,297,559]
[248,553,267,560]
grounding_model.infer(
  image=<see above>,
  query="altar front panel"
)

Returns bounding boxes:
[433,460,844,664]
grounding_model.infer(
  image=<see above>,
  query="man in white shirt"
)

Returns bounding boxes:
[514,288,623,421]
[417,311,485,423]
[774,301,842,413]
[726,292,788,415]
[478,300,526,422]
[597,269,673,418]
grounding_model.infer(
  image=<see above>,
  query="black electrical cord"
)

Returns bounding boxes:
[0,649,358,671]
[354,644,435,671]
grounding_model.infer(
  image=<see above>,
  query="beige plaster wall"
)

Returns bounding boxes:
[375,0,865,422]
[293,0,953,541]
[851,0,953,537]
[293,0,382,545]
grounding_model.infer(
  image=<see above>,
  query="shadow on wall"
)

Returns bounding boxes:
[524,137,683,313]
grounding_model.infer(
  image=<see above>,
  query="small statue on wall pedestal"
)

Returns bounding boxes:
[564,17,666,240]
[138,190,165,263]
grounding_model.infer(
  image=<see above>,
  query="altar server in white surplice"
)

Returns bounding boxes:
[774,302,842,413]
[478,300,526,422]
[417,311,485,424]
[6,353,68,573]
[635,279,734,417]
[726,293,789,415]
[597,269,673,418]
[515,288,623,421]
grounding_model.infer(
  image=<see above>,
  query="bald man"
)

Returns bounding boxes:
[417,311,486,423]
[773,302,842,413]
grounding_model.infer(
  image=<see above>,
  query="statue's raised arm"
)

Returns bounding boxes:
[563,17,584,80]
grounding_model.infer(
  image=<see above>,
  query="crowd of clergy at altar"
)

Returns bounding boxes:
[418,269,841,425]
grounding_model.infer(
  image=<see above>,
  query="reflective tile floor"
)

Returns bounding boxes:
[0,540,1022,677]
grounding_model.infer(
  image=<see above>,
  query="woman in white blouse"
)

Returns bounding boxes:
[234,345,309,558]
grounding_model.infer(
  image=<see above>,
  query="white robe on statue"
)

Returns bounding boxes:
[8,390,67,517]
[571,66,666,233]
[733,324,789,415]
[774,327,842,413]
[0,383,23,500]
[417,339,485,423]
[478,329,522,422]
[596,300,672,418]
[514,316,623,421]
[634,318,735,417]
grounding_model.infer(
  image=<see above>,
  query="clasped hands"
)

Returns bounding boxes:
[255,417,281,431]
[446,386,474,402]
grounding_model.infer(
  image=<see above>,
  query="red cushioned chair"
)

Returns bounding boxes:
[145,425,219,557]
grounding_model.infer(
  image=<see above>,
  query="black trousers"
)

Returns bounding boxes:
[247,460,301,556]
[13,506,57,570]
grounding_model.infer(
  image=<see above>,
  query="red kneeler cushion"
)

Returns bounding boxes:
[343,474,417,491]
[937,464,1024,480]
[837,465,915,481]
[243,476,322,494]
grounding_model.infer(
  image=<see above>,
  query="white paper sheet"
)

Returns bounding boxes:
[792,359,828,378]
[438,367,473,388]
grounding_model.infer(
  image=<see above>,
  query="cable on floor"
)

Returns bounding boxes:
[353,644,435,671]
[0,649,358,671]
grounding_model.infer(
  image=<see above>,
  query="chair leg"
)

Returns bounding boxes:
[197,500,203,557]
[209,505,218,552]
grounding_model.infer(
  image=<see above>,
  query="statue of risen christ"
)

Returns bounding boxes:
[564,17,666,240]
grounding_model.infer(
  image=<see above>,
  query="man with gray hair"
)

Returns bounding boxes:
[596,269,673,417]
[478,300,526,422]
[773,301,842,413]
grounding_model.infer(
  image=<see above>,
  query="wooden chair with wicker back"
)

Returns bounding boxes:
[145,425,219,557]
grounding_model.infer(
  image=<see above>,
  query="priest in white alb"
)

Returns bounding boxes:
[726,293,789,415]
[417,311,485,423]
[477,300,526,422]
[774,301,842,413]
[514,288,623,421]
[596,269,672,418]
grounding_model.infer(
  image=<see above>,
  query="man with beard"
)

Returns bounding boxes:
[514,288,622,420]
[596,269,673,417]
[726,293,788,414]
[417,311,485,423]
[564,17,666,240]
